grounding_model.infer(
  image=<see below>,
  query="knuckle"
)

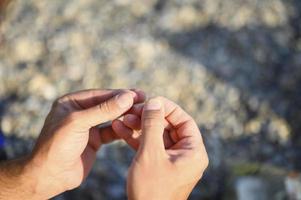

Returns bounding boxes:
[52,97,62,108]
[186,115,194,123]
[204,154,209,169]
[99,101,112,113]
[65,177,82,191]
[51,96,70,112]
[194,147,209,170]
[73,177,82,188]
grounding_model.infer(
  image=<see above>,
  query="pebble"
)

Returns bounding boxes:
[285,172,301,200]
[0,0,299,199]
[236,177,268,200]
[12,38,44,62]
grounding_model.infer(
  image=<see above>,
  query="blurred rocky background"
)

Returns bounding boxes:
[0,0,301,199]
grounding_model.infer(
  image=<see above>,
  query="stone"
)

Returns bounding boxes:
[28,74,57,100]
[135,40,157,69]
[12,38,44,62]
[1,116,13,134]
[236,177,268,200]
[0,0,300,199]
[285,172,301,200]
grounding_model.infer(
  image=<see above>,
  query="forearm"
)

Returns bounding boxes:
[0,157,41,200]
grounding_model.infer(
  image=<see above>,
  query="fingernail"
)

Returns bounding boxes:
[116,93,133,108]
[145,99,161,110]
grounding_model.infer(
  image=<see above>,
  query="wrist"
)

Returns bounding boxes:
[127,185,191,200]
[127,187,175,200]
[26,153,65,200]
[0,156,45,200]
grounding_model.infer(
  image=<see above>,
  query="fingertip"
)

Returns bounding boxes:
[123,114,141,130]
[126,103,144,116]
[124,114,139,123]
[115,91,135,109]
[112,119,123,131]
[130,88,146,103]
[125,90,137,99]
[112,119,132,136]
[112,118,139,150]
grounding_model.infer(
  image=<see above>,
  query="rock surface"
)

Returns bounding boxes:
[0,0,301,199]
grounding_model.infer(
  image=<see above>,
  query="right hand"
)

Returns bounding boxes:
[112,97,209,200]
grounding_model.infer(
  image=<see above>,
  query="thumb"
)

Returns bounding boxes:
[139,98,166,156]
[74,91,136,129]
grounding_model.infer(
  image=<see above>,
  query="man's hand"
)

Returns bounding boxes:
[112,97,209,200]
[0,89,145,200]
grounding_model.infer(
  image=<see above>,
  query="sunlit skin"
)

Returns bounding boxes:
[113,97,209,200]
[0,89,145,199]
[0,90,208,200]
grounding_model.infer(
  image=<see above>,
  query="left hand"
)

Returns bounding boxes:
[26,89,145,199]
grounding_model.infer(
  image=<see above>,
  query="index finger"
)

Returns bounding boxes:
[159,97,200,139]
[56,88,146,109]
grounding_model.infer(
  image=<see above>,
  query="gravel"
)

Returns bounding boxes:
[0,0,301,199]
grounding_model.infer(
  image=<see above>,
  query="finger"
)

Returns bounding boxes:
[123,113,175,147]
[56,89,145,109]
[99,126,120,144]
[112,119,139,150]
[73,91,136,129]
[130,89,146,103]
[163,129,174,148]
[125,103,144,116]
[116,120,175,150]
[81,146,97,180]
[159,97,200,139]
[139,98,166,156]
[123,114,141,130]
[88,126,120,151]
[125,105,171,128]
